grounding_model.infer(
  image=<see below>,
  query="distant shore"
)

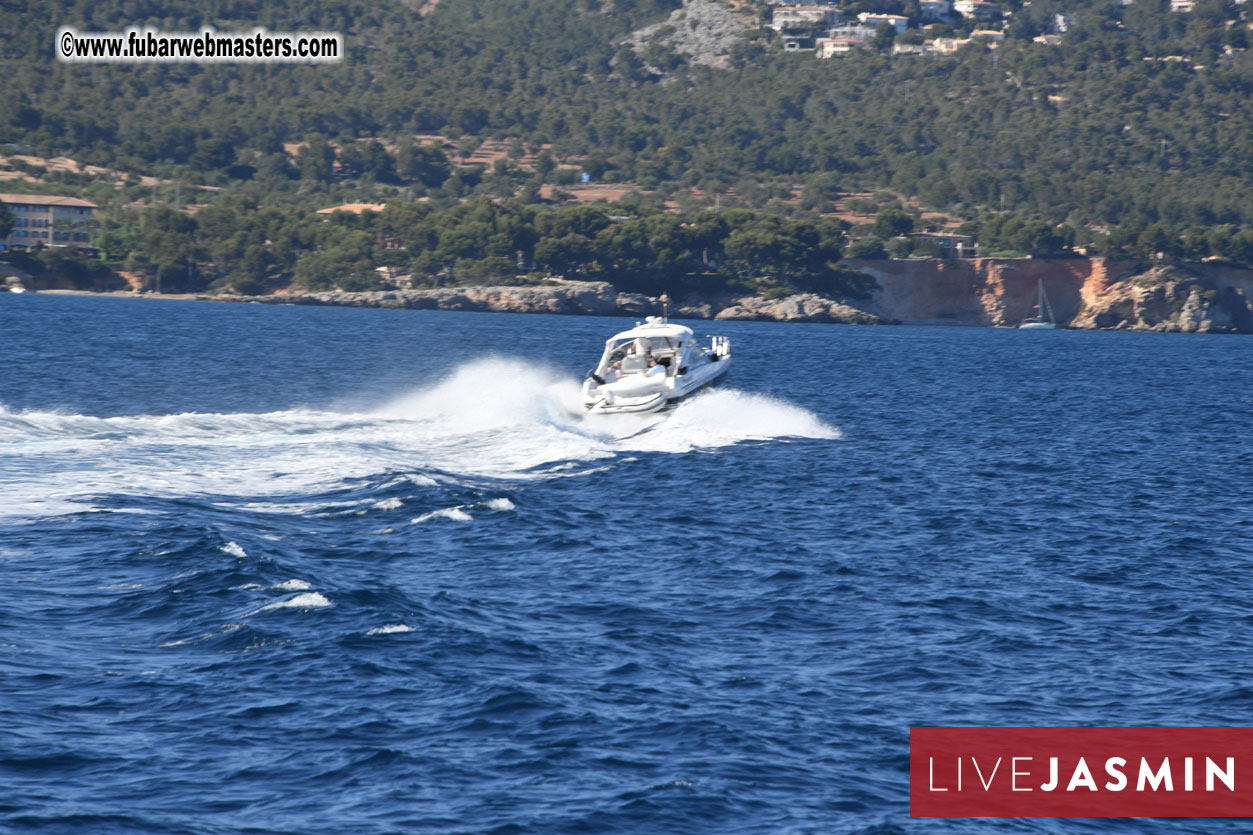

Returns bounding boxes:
[16,256,1253,333]
[22,283,893,325]
[34,289,204,301]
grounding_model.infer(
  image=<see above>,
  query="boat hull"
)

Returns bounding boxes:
[1018,322,1057,330]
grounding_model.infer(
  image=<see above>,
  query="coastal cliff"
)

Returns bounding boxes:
[1067,262,1253,333]
[848,257,1253,333]
[681,257,1253,331]
[210,282,621,316]
[848,257,1123,328]
[201,258,1253,333]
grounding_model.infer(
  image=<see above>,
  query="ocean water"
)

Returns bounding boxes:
[1,293,1251,834]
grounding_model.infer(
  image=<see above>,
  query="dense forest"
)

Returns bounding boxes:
[3,0,1253,291]
[6,196,858,299]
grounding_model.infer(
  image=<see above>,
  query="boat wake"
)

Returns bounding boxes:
[0,358,837,519]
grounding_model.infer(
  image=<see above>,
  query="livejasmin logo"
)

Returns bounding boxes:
[910,727,1253,817]
[928,753,1235,793]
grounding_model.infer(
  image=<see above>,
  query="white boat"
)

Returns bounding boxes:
[1019,279,1057,329]
[581,316,731,414]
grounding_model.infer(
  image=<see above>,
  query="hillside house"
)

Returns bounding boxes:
[0,193,96,251]
[818,36,868,55]
[829,23,879,40]
[910,232,975,258]
[953,0,999,19]
[857,12,910,33]
[783,35,818,50]
[919,0,953,20]
[927,36,972,51]
[770,5,840,30]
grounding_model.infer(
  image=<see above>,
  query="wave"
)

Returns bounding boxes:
[220,542,248,558]
[366,624,414,636]
[411,506,475,524]
[255,592,332,613]
[0,359,836,519]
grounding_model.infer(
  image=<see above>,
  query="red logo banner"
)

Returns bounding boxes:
[911,727,1253,817]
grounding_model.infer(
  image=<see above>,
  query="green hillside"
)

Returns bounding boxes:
[4,0,1253,289]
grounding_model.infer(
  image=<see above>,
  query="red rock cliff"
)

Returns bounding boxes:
[846,257,1253,333]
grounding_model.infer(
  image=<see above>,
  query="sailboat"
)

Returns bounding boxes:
[1019,279,1057,329]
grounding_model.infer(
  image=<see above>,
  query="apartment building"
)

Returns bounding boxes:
[0,194,97,251]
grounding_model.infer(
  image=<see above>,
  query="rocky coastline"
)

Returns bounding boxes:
[208,281,622,317]
[846,257,1253,333]
[198,258,1253,333]
[203,282,901,326]
[21,257,1252,333]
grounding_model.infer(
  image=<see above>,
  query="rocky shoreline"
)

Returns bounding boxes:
[203,282,901,326]
[208,282,623,316]
[200,258,1253,333]
[24,258,1253,333]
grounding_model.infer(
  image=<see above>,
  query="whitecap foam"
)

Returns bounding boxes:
[257,592,331,613]
[273,579,311,591]
[613,389,839,454]
[366,624,413,635]
[380,474,439,489]
[411,506,473,524]
[220,542,247,558]
[484,497,515,511]
[0,358,836,519]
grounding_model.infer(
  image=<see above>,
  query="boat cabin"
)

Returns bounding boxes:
[596,318,699,380]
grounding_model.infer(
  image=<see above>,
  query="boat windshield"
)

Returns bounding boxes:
[605,336,681,376]
[610,335,681,356]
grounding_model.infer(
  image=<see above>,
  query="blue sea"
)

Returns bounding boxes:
[2,293,1252,834]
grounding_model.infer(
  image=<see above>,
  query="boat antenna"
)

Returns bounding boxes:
[660,292,670,323]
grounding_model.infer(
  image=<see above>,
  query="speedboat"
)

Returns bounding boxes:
[581,316,731,414]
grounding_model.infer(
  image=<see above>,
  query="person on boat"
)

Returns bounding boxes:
[611,361,627,380]
[644,359,666,378]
